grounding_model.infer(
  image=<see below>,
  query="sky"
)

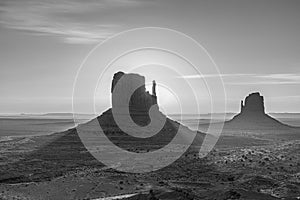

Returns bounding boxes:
[0,0,300,114]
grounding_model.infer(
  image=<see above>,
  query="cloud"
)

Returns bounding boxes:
[180,73,300,85]
[256,73,300,81]
[0,0,144,44]
[179,73,256,79]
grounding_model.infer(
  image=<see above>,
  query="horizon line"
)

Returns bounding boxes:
[1,112,300,116]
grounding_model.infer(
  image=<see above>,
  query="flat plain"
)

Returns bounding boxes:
[0,113,299,200]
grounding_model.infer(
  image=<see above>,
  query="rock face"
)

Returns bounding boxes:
[228,92,292,131]
[240,92,265,115]
[231,92,270,123]
[111,71,157,112]
[97,71,201,149]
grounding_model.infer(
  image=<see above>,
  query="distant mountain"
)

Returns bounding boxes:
[226,92,292,129]
[41,113,75,116]
[0,113,95,120]
[198,92,300,140]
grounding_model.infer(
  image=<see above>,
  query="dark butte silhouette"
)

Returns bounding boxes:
[97,71,182,149]
[0,71,202,184]
[227,92,295,131]
[111,71,158,126]
[111,71,157,112]
[98,71,202,149]
[240,92,265,115]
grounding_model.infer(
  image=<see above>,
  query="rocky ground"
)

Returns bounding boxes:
[0,128,299,200]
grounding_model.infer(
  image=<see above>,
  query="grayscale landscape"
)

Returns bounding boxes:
[0,72,299,200]
[1,0,300,199]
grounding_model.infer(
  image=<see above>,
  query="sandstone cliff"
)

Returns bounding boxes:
[227,92,294,132]
[111,71,157,112]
